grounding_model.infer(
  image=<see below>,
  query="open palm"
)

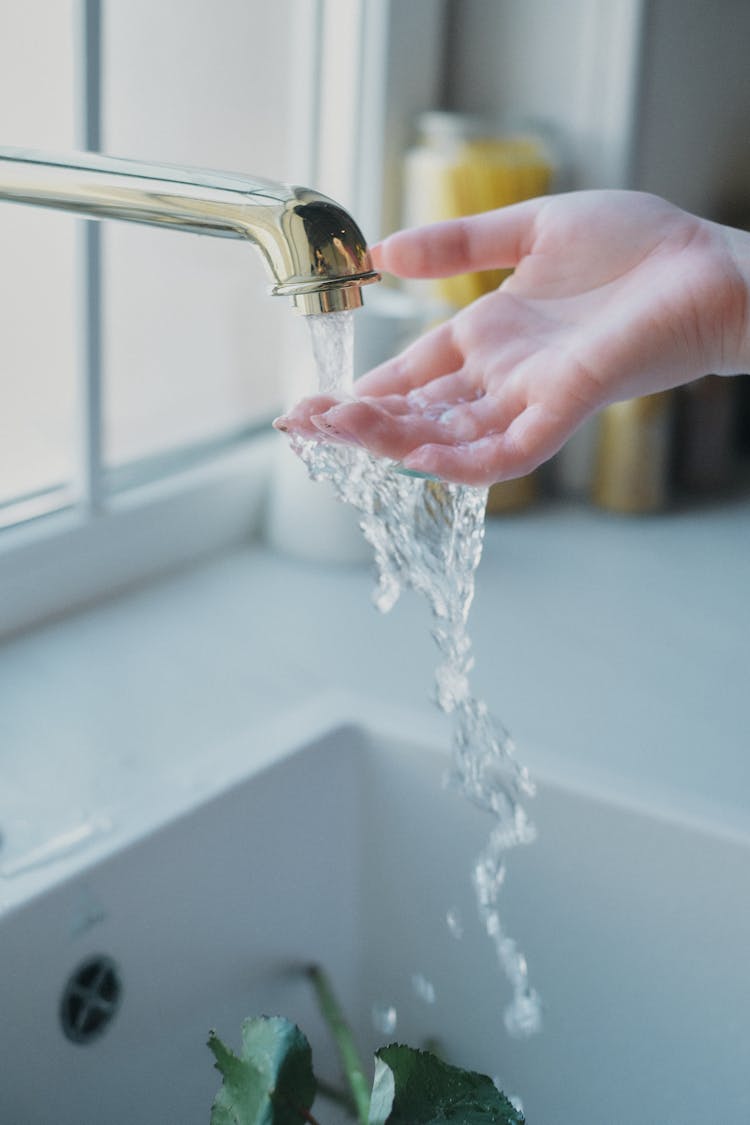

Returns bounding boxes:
[276,191,747,485]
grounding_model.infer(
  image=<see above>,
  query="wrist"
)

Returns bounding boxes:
[720,221,750,374]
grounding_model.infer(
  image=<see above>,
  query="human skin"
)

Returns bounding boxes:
[274,191,750,486]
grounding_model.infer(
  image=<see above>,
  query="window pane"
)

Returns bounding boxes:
[0,3,78,511]
[102,0,299,471]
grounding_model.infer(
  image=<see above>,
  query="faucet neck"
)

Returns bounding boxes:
[0,147,380,314]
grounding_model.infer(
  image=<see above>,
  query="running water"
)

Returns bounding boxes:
[290,311,541,1038]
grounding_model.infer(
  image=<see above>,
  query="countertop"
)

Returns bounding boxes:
[1,494,748,914]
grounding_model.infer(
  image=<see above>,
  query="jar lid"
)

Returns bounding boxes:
[415,111,491,142]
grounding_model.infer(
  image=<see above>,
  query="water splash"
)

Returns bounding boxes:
[372,1004,398,1036]
[289,311,541,1037]
[446,908,464,940]
[411,972,437,1004]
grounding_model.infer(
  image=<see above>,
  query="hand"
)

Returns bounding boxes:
[275,191,750,486]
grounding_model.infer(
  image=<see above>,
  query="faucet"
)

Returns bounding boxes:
[0,147,380,315]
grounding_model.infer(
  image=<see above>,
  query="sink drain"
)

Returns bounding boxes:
[60,955,122,1044]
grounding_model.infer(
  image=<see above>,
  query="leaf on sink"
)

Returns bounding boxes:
[368,1044,524,1125]
[208,1016,317,1125]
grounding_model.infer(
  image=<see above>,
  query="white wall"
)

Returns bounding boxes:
[443,0,644,190]
[442,0,750,218]
[632,0,750,218]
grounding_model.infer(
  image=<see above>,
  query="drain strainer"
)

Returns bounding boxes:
[60,955,122,1044]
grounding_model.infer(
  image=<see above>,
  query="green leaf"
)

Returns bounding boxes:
[208,1016,317,1125]
[367,1045,524,1125]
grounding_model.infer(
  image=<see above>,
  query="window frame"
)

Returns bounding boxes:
[0,0,287,634]
[0,0,448,639]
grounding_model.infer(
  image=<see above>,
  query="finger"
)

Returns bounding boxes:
[311,400,421,459]
[355,393,413,416]
[355,319,464,397]
[273,393,340,439]
[406,369,485,411]
[372,197,544,279]
[310,396,507,461]
[402,403,568,486]
[356,372,485,420]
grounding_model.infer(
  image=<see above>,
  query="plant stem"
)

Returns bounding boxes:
[296,1106,321,1125]
[307,966,370,1125]
[315,1077,357,1116]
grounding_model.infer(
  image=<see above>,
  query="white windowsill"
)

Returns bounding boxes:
[1,492,748,918]
[0,435,276,638]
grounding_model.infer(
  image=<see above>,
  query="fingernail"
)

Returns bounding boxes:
[310,413,363,447]
[273,415,290,432]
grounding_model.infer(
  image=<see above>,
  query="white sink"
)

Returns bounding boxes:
[1,718,749,1123]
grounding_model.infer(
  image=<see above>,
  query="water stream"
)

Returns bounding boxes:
[291,311,541,1038]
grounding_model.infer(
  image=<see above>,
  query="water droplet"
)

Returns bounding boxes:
[504,989,542,1038]
[411,972,436,1004]
[485,910,501,938]
[371,1004,398,1036]
[446,908,464,939]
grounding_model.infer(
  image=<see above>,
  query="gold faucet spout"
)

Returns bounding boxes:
[0,147,380,314]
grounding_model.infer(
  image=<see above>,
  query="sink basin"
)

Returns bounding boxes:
[1,718,748,1123]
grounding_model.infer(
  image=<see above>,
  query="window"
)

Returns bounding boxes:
[0,2,79,522]
[0,0,327,635]
[101,0,295,479]
[0,0,448,637]
[1,0,303,527]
